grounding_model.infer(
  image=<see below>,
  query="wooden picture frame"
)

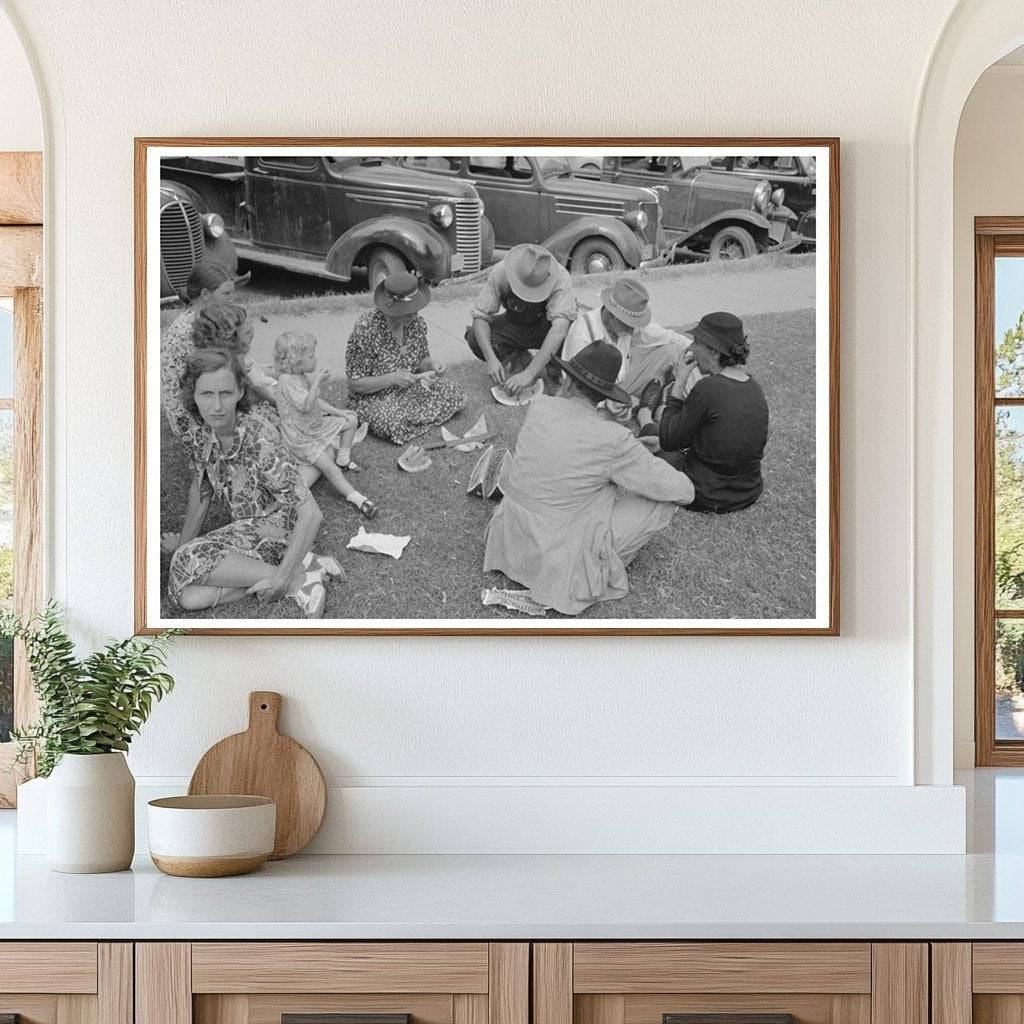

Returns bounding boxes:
[135,137,839,637]
[0,151,43,806]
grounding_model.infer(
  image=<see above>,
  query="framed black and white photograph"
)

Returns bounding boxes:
[135,137,839,636]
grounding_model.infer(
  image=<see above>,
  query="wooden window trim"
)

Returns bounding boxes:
[0,151,43,807]
[975,217,1024,765]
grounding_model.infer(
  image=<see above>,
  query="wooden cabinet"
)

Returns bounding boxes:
[930,943,1024,1024]
[0,942,132,1024]
[136,943,528,1024]
[532,944,928,1024]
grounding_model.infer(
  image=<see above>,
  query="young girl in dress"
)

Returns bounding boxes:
[272,331,377,518]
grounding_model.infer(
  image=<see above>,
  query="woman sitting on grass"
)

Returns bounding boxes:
[657,311,769,514]
[345,271,465,444]
[162,302,278,436]
[161,259,250,431]
[162,348,341,619]
[272,330,377,519]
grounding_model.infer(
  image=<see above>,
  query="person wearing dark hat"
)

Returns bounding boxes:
[657,311,769,513]
[346,272,465,444]
[483,340,694,616]
[465,243,577,397]
[560,276,688,421]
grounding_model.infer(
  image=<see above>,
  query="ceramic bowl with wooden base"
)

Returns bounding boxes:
[147,795,276,877]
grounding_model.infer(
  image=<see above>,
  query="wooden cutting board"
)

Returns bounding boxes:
[188,691,326,859]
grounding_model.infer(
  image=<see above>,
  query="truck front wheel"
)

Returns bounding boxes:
[708,226,758,261]
[569,238,626,275]
[366,247,409,290]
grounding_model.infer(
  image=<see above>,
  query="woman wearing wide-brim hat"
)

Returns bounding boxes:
[346,272,465,444]
[483,340,695,616]
[657,311,769,513]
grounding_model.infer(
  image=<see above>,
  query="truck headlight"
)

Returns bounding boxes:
[753,182,771,214]
[771,187,786,208]
[430,203,454,229]
[621,209,649,231]
[203,213,226,239]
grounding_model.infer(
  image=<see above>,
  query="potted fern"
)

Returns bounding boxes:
[2,604,177,873]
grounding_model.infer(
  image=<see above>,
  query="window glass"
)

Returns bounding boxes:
[406,156,462,173]
[468,155,533,180]
[997,407,1024,610]
[257,156,319,171]
[997,620,1024,740]
[0,302,13,399]
[0,404,11,743]
[996,256,1024,396]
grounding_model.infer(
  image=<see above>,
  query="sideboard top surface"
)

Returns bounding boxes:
[0,850,1022,940]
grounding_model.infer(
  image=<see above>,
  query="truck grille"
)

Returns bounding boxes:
[160,199,204,292]
[454,198,483,273]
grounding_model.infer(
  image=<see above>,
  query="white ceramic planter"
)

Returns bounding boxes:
[46,752,135,873]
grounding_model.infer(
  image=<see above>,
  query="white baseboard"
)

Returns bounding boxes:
[17,778,967,856]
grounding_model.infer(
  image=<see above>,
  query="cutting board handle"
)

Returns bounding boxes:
[248,691,282,734]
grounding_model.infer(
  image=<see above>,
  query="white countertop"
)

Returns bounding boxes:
[1,849,1023,940]
[1,770,1022,941]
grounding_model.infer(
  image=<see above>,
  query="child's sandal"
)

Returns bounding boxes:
[346,492,378,519]
[336,456,362,472]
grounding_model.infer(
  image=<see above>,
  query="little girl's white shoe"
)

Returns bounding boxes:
[301,551,344,577]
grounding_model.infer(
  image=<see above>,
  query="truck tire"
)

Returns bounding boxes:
[366,247,409,290]
[708,225,758,261]
[569,237,626,275]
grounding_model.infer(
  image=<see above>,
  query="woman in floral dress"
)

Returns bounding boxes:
[346,272,465,444]
[162,348,339,618]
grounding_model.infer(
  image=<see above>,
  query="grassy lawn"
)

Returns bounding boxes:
[159,307,816,621]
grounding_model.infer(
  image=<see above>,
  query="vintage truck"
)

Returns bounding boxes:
[708,155,817,245]
[159,155,495,293]
[394,155,664,274]
[597,156,799,261]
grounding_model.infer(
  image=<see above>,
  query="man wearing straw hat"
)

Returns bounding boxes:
[560,276,690,422]
[465,244,577,397]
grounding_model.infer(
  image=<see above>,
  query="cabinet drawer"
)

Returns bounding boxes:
[0,943,130,1024]
[572,944,872,994]
[0,942,98,993]
[534,944,925,1024]
[191,943,490,993]
[140,942,528,1024]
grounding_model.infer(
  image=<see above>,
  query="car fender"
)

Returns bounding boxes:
[671,210,773,247]
[541,216,642,268]
[325,217,451,281]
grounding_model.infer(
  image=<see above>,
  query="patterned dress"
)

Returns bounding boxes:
[161,308,200,436]
[346,309,464,444]
[273,373,353,466]
[167,412,309,607]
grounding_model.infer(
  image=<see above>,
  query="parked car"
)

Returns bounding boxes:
[159,155,495,291]
[159,183,241,299]
[596,156,798,261]
[394,155,663,275]
[708,155,817,244]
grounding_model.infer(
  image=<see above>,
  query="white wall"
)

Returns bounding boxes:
[0,7,40,151]
[0,0,974,852]
[952,64,1024,767]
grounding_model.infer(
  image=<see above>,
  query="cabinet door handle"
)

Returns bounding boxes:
[283,1016,411,1024]
[665,1016,797,1024]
